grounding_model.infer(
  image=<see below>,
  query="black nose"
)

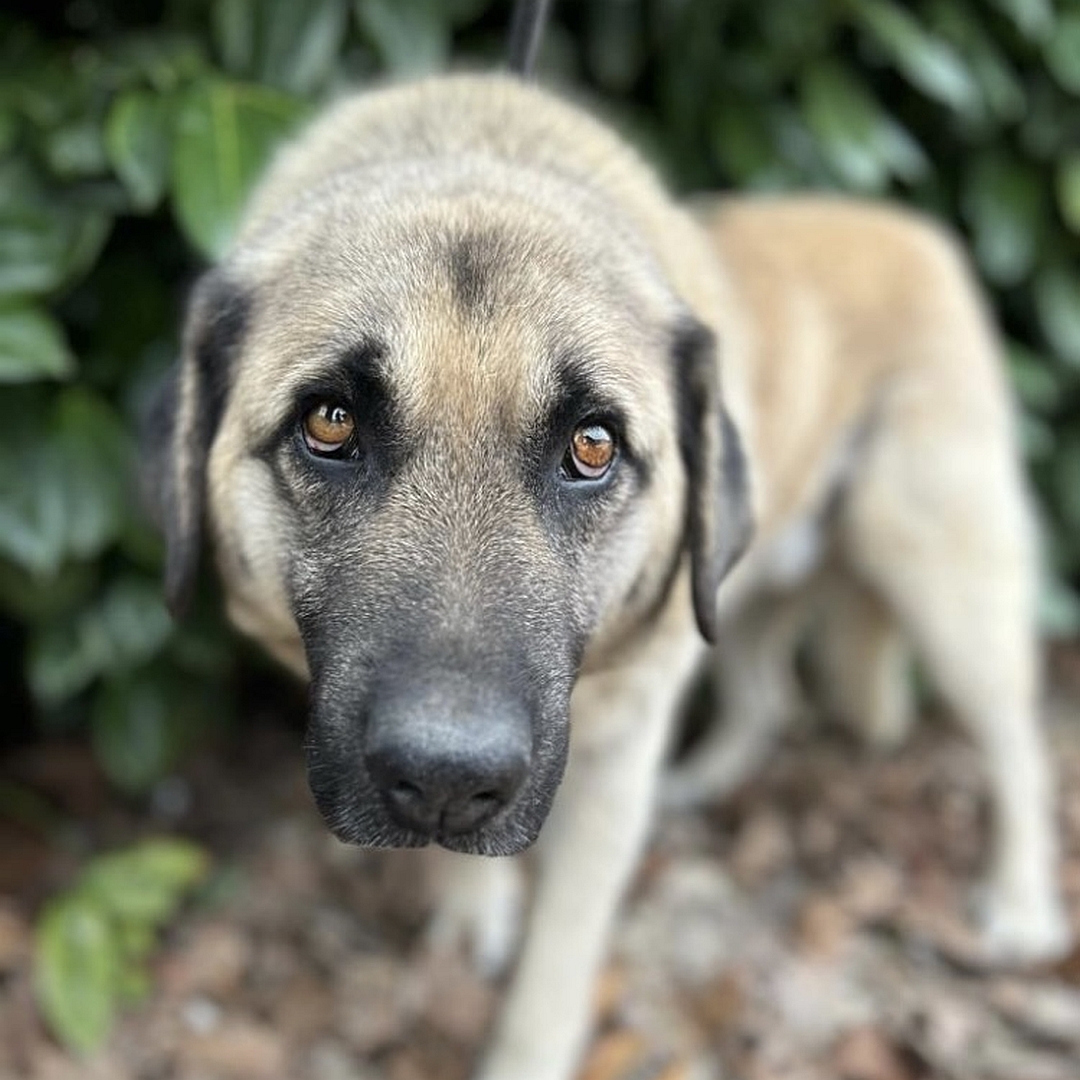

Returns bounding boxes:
[364,681,532,838]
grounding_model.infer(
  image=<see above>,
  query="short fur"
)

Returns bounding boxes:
[150,74,1070,1080]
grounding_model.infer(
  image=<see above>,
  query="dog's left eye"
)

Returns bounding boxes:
[302,401,356,457]
[563,421,616,481]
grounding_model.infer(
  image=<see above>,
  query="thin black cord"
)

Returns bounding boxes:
[506,0,554,78]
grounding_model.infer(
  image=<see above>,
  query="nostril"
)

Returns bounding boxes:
[392,779,423,801]
[438,783,515,835]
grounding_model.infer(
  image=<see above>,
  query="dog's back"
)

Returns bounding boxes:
[699,196,1021,542]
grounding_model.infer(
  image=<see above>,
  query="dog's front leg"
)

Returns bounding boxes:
[476,636,703,1080]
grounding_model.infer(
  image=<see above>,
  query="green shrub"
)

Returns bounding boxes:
[35,837,209,1053]
[2,0,1079,787]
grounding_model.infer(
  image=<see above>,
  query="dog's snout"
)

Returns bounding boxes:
[364,682,533,839]
[369,741,529,835]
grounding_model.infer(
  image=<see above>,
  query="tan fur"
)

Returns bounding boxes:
[174,73,1070,1080]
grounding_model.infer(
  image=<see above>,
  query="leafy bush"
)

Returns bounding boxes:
[2,0,1079,789]
[35,837,209,1053]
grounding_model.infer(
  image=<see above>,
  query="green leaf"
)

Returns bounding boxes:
[1057,153,1080,235]
[1053,431,1080,539]
[0,393,131,576]
[710,100,789,189]
[170,79,308,260]
[354,0,451,75]
[257,0,349,95]
[0,108,19,156]
[28,577,173,708]
[0,168,110,300]
[1019,413,1054,461]
[212,0,257,75]
[91,671,181,794]
[801,62,886,190]
[1019,78,1073,159]
[850,0,980,116]
[1007,340,1061,412]
[35,897,118,1055]
[42,120,109,180]
[990,0,1053,41]
[115,965,152,1004]
[800,61,926,190]
[1040,573,1080,638]
[0,557,97,624]
[961,153,1043,286]
[105,32,208,93]
[0,305,74,382]
[62,211,113,287]
[213,0,348,93]
[35,839,209,1052]
[586,0,645,92]
[82,839,209,925]
[1045,13,1080,95]
[105,91,172,211]
[115,920,156,963]
[928,1,1026,123]
[0,448,66,578]
[0,208,71,298]
[1034,266,1080,368]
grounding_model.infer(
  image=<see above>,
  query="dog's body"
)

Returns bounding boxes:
[154,74,1069,1080]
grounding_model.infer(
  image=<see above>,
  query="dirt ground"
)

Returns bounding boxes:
[3,653,1080,1080]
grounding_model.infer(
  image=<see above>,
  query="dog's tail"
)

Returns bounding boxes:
[506,0,554,78]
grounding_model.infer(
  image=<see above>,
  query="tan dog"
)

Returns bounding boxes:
[150,73,1069,1080]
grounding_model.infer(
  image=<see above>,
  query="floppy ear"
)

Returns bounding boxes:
[673,319,754,643]
[144,272,250,618]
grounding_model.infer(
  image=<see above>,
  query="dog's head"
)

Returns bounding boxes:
[149,81,751,855]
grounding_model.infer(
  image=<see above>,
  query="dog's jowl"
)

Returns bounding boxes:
[149,72,1070,1080]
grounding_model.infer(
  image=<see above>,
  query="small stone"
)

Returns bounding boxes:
[271,971,335,1043]
[795,895,851,960]
[989,979,1080,1047]
[179,1019,287,1078]
[161,922,252,998]
[831,1026,915,1080]
[305,1038,383,1080]
[688,971,744,1033]
[335,954,409,1054]
[30,1046,134,1080]
[798,810,842,864]
[837,858,903,924]
[416,949,496,1044]
[182,996,222,1035]
[730,810,793,887]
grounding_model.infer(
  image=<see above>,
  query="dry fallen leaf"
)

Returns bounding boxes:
[577,1028,650,1080]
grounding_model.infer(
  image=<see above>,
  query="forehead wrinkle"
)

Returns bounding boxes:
[392,271,551,440]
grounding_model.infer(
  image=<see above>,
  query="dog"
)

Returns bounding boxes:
[148,61,1070,1080]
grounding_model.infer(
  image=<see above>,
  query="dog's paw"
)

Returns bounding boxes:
[976,886,1072,965]
[425,853,525,978]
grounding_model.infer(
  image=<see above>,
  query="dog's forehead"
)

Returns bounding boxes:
[233,199,678,439]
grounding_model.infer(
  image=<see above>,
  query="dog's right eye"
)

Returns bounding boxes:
[562,421,616,481]
[302,401,356,457]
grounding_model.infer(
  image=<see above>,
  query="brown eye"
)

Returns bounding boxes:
[565,421,616,480]
[303,401,355,456]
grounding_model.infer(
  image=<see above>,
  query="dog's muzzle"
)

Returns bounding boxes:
[363,673,533,840]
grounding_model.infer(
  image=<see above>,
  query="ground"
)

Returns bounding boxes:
[3,652,1080,1080]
